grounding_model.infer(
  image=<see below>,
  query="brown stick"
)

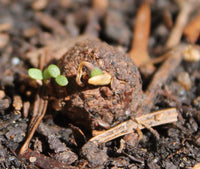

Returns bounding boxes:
[19,53,49,155]
[19,94,48,154]
[129,2,152,67]
[35,12,68,37]
[165,1,195,49]
[136,44,186,116]
[89,108,178,144]
[19,148,74,169]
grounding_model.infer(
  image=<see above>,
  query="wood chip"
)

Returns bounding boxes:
[23,101,30,118]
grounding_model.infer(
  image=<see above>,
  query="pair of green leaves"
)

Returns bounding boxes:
[28,64,68,86]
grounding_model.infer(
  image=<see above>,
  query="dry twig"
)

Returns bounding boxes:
[19,53,50,155]
[165,0,195,49]
[136,44,186,116]
[89,108,178,144]
[35,12,68,37]
[19,94,48,154]
[129,1,155,75]
[19,149,74,169]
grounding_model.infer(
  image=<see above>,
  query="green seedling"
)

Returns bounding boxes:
[28,64,68,86]
[76,61,111,86]
[47,64,60,78]
[28,68,43,80]
[55,75,69,86]
[90,67,103,77]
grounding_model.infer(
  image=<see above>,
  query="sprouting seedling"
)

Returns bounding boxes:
[28,64,68,86]
[28,68,43,80]
[76,61,111,86]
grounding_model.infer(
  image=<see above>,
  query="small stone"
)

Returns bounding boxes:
[182,45,200,62]
[13,95,23,113]
[29,156,37,163]
[177,72,191,91]
[11,57,20,65]
[0,99,10,110]
[54,151,78,165]
[81,141,108,167]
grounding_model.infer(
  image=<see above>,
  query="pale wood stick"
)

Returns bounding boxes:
[89,108,178,144]
[165,1,195,49]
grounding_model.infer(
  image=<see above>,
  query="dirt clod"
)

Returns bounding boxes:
[81,141,108,167]
[58,38,143,131]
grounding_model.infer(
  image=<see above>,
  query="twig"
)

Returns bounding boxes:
[19,94,48,154]
[129,1,155,75]
[165,1,195,49]
[136,44,186,116]
[19,52,50,155]
[89,108,178,144]
[35,12,68,37]
[19,148,75,169]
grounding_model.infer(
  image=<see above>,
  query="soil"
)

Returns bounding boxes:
[0,0,200,169]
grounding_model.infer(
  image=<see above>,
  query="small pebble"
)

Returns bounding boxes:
[0,99,10,110]
[182,45,200,62]
[11,57,20,65]
[13,95,23,114]
[29,156,37,163]
[177,72,191,91]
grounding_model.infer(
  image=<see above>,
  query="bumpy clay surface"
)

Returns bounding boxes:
[58,38,143,130]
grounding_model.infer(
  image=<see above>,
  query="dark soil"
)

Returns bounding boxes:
[0,0,200,169]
